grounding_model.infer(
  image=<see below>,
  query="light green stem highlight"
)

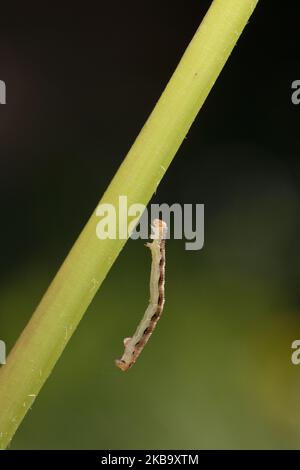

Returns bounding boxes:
[0,0,259,449]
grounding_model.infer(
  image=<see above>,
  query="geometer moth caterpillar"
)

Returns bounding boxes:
[115,218,167,371]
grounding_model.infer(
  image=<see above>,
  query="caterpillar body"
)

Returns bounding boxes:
[115,219,167,371]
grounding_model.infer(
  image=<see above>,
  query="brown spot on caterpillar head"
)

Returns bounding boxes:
[115,359,129,372]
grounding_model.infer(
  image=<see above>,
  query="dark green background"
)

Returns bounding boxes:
[0,1,299,449]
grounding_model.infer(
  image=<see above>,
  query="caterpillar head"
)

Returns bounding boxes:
[151,219,168,240]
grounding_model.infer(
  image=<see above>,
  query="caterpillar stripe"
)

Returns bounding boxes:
[115,219,167,371]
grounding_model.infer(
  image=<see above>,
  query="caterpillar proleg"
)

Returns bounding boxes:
[116,219,167,371]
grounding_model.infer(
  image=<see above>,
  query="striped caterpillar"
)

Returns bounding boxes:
[115,219,167,371]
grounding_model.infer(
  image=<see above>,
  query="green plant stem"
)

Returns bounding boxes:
[0,0,259,449]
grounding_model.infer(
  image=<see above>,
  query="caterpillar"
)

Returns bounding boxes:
[115,218,167,371]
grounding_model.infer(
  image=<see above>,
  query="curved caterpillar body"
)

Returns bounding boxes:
[115,219,167,371]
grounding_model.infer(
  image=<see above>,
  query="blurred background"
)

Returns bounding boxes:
[0,0,300,449]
